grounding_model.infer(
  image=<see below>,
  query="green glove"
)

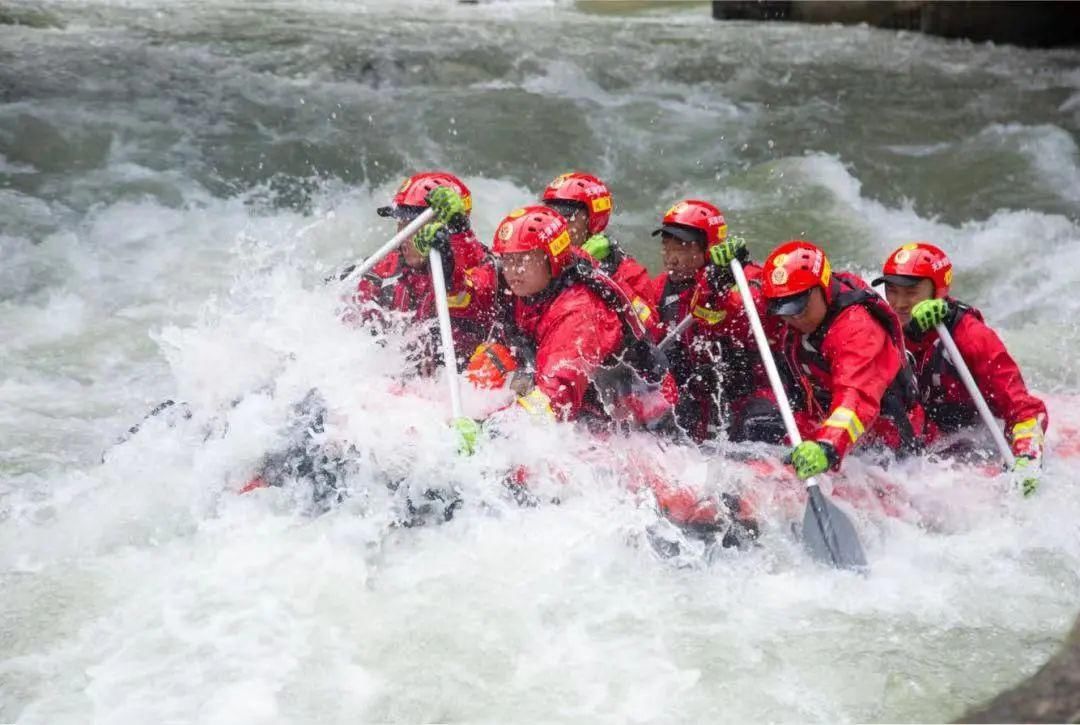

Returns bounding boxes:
[708,235,748,267]
[453,417,482,456]
[787,441,833,480]
[426,186,467,225]
[911,298,948,333]
[412,222,451,257]
[1012,455,1040,497]
[581,233,612,261]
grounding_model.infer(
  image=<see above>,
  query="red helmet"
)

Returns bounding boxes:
[378,171,472,219]
[541,172,613,235]
[872,242,952,298]
[492,205,573,277]
[762,240,833,316]
[651,199,728,249]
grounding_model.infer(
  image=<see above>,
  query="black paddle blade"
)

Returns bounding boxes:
[802,485,868,572]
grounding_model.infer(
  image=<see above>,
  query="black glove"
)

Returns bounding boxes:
[704,261,735,291]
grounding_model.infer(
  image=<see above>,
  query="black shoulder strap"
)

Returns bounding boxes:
[924,299,973,383]
[945,299,972,331]
[558,261,669,381]
[598,239,626,278]
[808,277,867,349]
[805,277,923,450]
[560,260,645,341]
[659,276,690,325]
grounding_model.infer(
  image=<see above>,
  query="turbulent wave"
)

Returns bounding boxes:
[3,1,1080,722]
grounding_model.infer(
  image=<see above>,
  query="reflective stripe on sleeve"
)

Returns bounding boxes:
[517,387,556,420]
[822,406,865,443]
[1009,417,1044,444]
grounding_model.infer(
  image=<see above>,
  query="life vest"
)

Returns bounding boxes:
[914,300,981,432]
[507,259,674,428]
[596,242,625,280]
[359,246,502,371]
[557,258,668,382]
[784,272,922,452]
[360,253,410,310]
[656,275,692,326]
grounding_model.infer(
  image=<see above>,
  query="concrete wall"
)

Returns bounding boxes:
[712,1,1080,48]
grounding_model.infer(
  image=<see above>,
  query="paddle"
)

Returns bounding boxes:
[729,260,868,571]
[658,313,695,352]
[338,208,436,287]
[428,249,465,420]
[934,323,1016,468]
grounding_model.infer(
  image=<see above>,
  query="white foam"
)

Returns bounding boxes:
[3,3,1080,722]
[975,123,1080,203]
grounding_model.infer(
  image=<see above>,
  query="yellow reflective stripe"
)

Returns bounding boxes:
[692,305,726,325]
[590,196,612,213]
[549,230,571,257]
[823,406,865,443]
[631,297,652,322]
[1010,417,1044,442]
[446,291,472,309]
[517,388,556,420]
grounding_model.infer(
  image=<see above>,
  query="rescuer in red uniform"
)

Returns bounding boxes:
[760,240,925,479]
[874,241,1047,495]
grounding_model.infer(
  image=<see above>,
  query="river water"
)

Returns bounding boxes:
[2,1,1080,722]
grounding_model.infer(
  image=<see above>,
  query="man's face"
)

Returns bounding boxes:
[501,249,552,297]
[661,235,706,282]
[397,218,426,269]
[564,209,590,247]
[544,202,590,247]
[779,287,828,335]
[884,279,936,326]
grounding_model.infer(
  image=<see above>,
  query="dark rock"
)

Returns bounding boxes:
[957,614,1080,723]
[0,5,65,29]
[712,1,1080,48]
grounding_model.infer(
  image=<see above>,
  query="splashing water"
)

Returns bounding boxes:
[3,1,1080,722]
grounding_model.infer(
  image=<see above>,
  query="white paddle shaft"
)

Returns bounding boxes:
[934,323,1016,468]
[730,260,821,491]
[339,208,436,286]
[429,249,464,420]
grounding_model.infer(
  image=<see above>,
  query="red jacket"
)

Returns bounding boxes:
[351,229,499,366]
[511,283,625,421]
[646,263,780,441]
[906,300,1047,458]
[606,254,653,303]
[782,272,916,462]
[573,247,660,343]
[575,238,654,303]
